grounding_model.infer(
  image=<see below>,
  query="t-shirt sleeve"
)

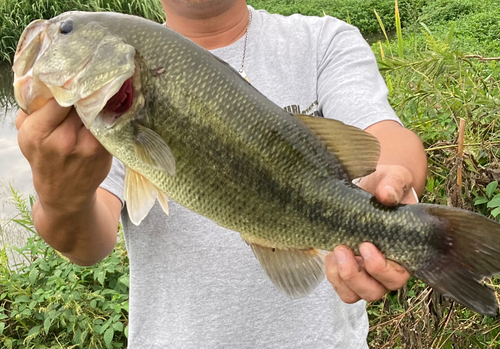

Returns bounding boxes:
[99,157,125,206]
[316,19,401,130]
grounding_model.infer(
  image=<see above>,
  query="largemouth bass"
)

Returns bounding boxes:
[13,11,500,316]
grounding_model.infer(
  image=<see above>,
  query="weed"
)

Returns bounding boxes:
[0,190,129,348]
[367,1,500,347]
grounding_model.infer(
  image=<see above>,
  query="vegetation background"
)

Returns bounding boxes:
[1,0,500,347]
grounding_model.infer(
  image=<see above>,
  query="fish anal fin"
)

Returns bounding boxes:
[247,241,326,298]
[295,114,380,180]
[133,123,176,175]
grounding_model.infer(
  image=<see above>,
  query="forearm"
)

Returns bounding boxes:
[33,188,120,266]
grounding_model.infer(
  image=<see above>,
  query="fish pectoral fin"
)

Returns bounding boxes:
[124,167,168,225]
[248,242,326,298]
[294,114,380,180]
[133,123,176,176]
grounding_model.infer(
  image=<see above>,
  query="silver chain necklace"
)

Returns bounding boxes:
[238,9,252,82]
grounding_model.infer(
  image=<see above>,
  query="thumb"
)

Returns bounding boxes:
[24,98,72,134]
[375,169,412,206]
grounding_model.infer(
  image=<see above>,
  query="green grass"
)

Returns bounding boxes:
[0,0,165,63]
[0,63,14,110]
[0,188,129,348]
[365,2,500,347]
[247,0,426,34]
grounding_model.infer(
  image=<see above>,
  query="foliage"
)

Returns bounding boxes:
[475,181,500,219]
[412,0,500,56]
[376,20,500,210]
[452,6,500,56]
[0,62,14,110]
[367,276,500,348]
[0,0,165,63]
[365,2,500,347]
[418,0,479,24]
[247,0,426,33]
[379,28,500,147]
[0,190,129,348]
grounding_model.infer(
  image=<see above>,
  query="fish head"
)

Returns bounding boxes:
[13,12,136,128]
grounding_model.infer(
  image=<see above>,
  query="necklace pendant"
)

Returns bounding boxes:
[239,69,250,83]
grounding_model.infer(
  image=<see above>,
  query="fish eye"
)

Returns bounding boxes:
[59,20,74,35]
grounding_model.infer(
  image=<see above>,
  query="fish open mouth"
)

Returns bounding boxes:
[103,78,133,117]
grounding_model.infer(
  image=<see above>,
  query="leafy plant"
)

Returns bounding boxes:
[475,181,500,219]
[365,1,500,348]
[0,189,129,348]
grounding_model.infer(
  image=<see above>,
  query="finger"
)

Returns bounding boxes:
[70,109,109,158]
[15,109,29,130]
[360,242,410,290]
[353,171,379,195]
[26,98,72,133]
[61,107,85,131]
[328,246,388,303]
[77,126,110,159]
[334,246,388,302]
[50,108,87,154]
[375,167,412,206]
[326,250,361,304]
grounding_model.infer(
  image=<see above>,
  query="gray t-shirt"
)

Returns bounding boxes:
[101,7,400,349]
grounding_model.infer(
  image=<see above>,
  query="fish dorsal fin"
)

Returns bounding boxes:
[247,241,326,298]
[133,123,176,176]
[295,114,380,180]
[124,167,170,225]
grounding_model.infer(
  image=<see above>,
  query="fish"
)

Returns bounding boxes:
[12,11,500,316]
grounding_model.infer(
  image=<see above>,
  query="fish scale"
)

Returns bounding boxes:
[13,11,500,315]
[139,50,433,262]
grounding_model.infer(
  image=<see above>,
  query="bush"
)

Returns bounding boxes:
[452,8,500,55]
[419,0,478,24]
[0,191,129,348]
[247,0,427,34]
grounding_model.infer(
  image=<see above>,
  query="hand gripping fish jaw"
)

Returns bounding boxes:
[12,12,136,129]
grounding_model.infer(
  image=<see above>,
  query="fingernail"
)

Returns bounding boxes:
[334,249,346,265]
[385,185,400,204]
[360,244,371,260]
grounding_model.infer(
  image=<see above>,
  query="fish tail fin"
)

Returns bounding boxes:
[414,204,500,316]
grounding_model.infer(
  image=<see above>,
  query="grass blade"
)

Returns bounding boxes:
[395,0,404,58]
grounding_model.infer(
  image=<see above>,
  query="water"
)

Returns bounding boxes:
[0,63,34,217]
[0,63,34,265]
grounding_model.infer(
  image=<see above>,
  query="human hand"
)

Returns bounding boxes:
[325,164,414,303]
[15,99,112,215]
[325,243,410,303]
[355,164,418,205]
